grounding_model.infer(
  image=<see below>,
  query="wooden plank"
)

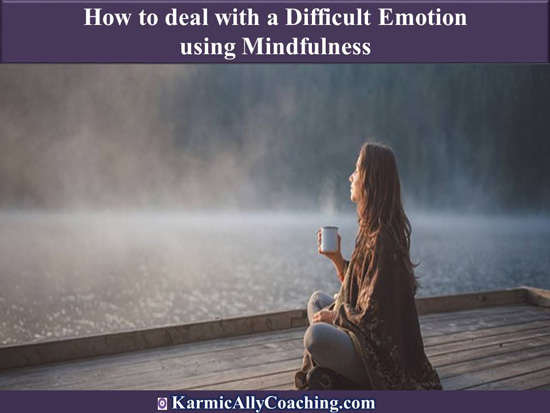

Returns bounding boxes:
[523,286,550,308]
[142,351,303,391]
[0,338,305,390]
[420,311,550,338]
[437,333,550,367]
[441,355,550,390]
[0,327,305,382]
[194,370,297,391]
[436,336,550,378]
[424,319,550,348]
[426,326,550,358]
[197,341,550,391]
[467,367,550,390]
[432,337,550,370]
[416,288,526,315]
[1,335,304,389]
[1,351,301,391]
[0,309,308,370]
[261,383,294,390]
[419,303,542,324]
[0,327,305,390]
[420,304,549,331]
[419,303,531,321]
[143,358,303,391]
[421,303,548,325]
[91,328,304,372]
[207,340,550,391]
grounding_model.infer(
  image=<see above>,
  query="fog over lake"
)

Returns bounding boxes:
[1,211,549,346]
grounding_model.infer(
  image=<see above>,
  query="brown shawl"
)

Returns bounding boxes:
[295,231,442,390]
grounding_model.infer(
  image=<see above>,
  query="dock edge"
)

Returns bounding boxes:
[1,286,548,371]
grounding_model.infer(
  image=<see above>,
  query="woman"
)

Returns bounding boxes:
[295,142,442,390]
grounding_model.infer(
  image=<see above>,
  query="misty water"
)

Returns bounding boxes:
[1,211,549,346]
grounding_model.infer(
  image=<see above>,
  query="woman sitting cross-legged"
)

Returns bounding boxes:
[295,142,442,391]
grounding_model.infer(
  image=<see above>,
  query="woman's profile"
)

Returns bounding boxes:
[295,142,442,390]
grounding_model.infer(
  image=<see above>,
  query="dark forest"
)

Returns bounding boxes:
[1,65,548,213]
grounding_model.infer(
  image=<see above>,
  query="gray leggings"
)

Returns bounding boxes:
[305,291,370,386]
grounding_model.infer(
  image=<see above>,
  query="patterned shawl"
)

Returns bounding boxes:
[295,230,442,390]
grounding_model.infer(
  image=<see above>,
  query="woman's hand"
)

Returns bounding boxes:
[317,228,343,262]
[312,309,336,325]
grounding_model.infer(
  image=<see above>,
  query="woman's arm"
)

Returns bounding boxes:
[331,257,348,283]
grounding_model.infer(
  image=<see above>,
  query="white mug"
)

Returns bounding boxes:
[320,226,339,253]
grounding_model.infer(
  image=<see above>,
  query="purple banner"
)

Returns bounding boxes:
[0,1,549,62]
[1,390,550,413]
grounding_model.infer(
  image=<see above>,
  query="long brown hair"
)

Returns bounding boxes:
[349,142,419,293]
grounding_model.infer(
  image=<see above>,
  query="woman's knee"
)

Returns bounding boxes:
[304,323,332,356]
[309,290,334,312]
[308,290,326,307]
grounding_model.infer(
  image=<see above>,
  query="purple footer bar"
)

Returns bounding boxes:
[1,390,550,413]
[0,1,548,63]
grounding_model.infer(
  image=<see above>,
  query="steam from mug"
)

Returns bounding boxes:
[320,226,339,253]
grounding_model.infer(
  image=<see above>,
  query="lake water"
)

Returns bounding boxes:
[1,211,549,346]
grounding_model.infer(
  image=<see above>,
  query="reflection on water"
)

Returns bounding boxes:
[1,211,549,346]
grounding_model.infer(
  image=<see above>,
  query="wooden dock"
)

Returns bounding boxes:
[1,286,549,390]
